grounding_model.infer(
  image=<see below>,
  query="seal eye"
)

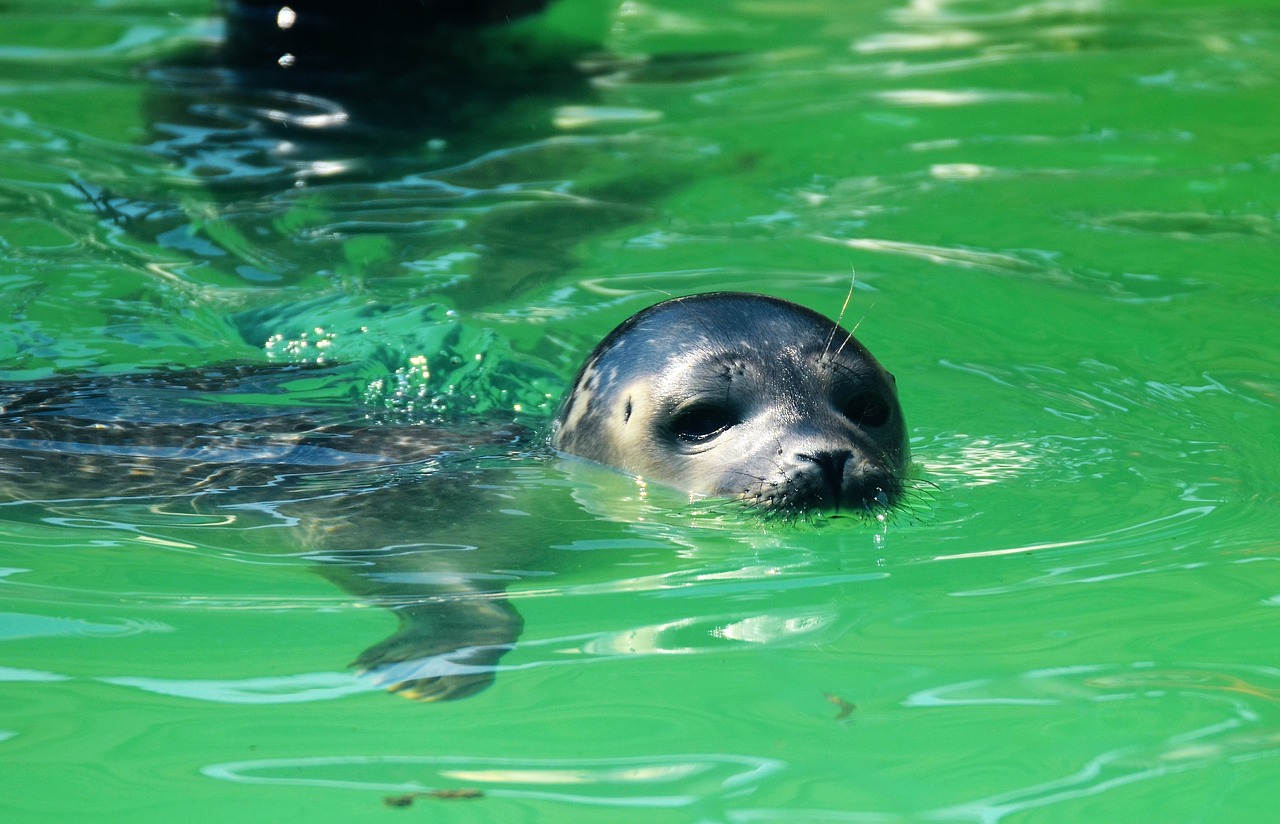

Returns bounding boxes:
[670,404,737,444]
[843,393,891,427]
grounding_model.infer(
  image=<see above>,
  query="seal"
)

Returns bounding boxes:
[552,292,908,514]
[0,292,910,702]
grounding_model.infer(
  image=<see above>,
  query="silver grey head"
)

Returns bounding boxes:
[551,292,909,515]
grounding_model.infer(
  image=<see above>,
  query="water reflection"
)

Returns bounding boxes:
[90,0,730,314]
[101,670,375,703]
[203,752,784,806]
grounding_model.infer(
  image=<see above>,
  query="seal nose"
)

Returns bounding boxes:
[797,449,852,506]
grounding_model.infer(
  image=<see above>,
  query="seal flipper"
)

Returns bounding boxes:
[316,553,528,701]
[349,594,523,701]
[305,478,542,702]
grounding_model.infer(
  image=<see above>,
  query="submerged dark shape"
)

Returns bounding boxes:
[224,0,556,71]
[552,292,909,515]
[0,293,909,701]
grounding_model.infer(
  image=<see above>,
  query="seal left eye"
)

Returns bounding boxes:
[670,405,737,444]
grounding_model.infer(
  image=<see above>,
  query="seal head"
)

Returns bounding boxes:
[551,292,908,514]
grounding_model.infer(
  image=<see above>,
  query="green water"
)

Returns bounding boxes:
[2,0,1278,820]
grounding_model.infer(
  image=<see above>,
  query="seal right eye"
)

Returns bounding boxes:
[670,405,738,445]
[842,393,891,427]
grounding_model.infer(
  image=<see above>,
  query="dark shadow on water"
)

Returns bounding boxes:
[91,0,716,309]
[148,1,599,188]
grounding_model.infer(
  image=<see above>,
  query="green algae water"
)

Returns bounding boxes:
[2,0,1278,821]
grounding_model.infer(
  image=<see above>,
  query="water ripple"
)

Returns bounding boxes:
[202,752,784,807]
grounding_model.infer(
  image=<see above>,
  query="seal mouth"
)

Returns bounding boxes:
[735,445,907,517]
[839,484,899,514]
[734,469,905,520]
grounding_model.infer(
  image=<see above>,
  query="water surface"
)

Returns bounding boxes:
[1,0,1278,821]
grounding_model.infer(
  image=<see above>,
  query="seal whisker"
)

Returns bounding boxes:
[831,316,867,362]
[823,272,858,361]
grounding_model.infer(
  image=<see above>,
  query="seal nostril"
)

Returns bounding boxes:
[797,450,852,504]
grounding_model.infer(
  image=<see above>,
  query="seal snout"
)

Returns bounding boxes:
[788,446,899,513]
[796,449,852,507]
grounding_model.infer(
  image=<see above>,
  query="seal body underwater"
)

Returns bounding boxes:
[552,292,908,515]
[0,292,908,701]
